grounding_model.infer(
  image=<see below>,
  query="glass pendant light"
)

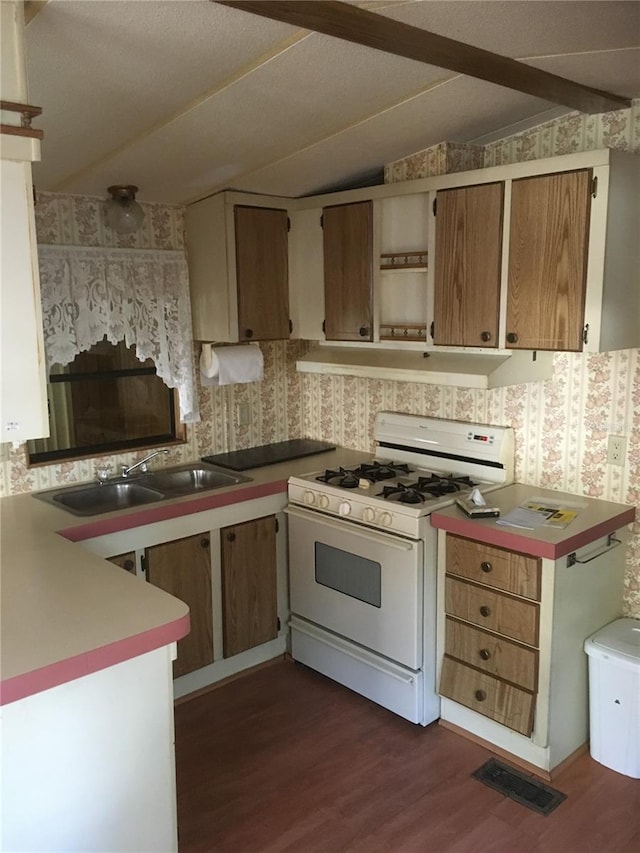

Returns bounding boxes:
[105,185,145,234]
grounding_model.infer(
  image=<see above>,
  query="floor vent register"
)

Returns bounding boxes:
[472,758,567,815]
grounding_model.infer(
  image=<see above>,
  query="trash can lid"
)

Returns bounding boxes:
[587,618,640,663]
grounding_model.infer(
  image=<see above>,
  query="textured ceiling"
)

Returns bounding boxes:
[24,0,640,204]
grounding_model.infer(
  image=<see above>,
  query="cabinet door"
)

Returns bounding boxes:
[235,205,290,341]
[145,534,214,678]
[1,159,49,442]
[108,552,136,574]
[221,515,278,658]
[323,201,373,341]
[506,169,591,351]
[433,183,503,347]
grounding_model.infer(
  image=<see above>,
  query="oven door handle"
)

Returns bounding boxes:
[284,505,416,551]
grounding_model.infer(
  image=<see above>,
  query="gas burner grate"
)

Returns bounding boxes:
[379,473,479,501]
[351,461,413,482]
[316,467,360,488]
[408,474,477,494]
[378,483,427,504]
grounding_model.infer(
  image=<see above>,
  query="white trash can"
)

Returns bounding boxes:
[584,618,640,778]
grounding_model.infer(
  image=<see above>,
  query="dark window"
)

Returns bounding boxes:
[28,338,182,464]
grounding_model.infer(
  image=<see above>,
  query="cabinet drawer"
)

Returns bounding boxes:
[447,534,541,600]
[445,617,538,692]
[439,656,535,736]
[445,576,539,646]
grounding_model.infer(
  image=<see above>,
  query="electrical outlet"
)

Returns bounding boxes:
[607,435,627,466]
[235,402,251,427]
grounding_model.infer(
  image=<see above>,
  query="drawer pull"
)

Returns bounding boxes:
[480,561,492,573]
[479,648,491,661]
[479,605,491,618]
[475,690,487,702]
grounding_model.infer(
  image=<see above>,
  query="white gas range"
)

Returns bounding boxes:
[286,412,514,725]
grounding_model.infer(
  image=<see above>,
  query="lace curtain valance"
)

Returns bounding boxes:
[37,244,200,423]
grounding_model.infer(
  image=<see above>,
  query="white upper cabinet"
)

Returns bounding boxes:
[185,191,292,342]
[290,148,639,355]
[1,1,49,444]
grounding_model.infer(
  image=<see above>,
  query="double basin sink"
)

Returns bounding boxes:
[35,463,252,517]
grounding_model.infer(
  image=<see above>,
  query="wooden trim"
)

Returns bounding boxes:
[0,124,44,140]
[219,1,630,114]
[24,1,50,24]
[439,718,588,780]
[173,654,286,705]
[439,718,554,780]
[1,101,44,140]
[0,101,42,119]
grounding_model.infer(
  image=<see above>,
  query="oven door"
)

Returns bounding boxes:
[286,504,423,670]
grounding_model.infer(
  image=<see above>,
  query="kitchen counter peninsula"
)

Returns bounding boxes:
[0,445,367,852]
[1,446,366,705]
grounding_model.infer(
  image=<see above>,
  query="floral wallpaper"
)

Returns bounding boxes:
[0,192,306,497]
[1,103,638,617]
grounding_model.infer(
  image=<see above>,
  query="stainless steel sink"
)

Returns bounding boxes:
[139,465,251,497]
[34,462,253,516]
[49,481,165,516]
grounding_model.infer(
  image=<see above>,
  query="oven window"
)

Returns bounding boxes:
[314,543,381,608]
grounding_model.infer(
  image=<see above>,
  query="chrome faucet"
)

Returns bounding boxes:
[121,448,169,478]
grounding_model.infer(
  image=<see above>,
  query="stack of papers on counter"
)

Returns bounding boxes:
[496,498,585,530]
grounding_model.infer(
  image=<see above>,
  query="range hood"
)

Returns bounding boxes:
[296,346,554,389]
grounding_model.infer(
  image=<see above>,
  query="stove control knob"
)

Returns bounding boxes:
[338,501,352,516]
[363,507,376,523]
[379,511,393,527]
[304,490,316,506]
[317,493,330,509]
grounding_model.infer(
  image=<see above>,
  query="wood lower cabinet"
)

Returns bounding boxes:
[433,182,503,347]
[108,552,136,574]
[221,515,278,658]
[145,534,214,678]
[440,534,541,737]
[506,169,591,351]
[437,522,628,773]
[322,201,373,342]
[440,657,535,736]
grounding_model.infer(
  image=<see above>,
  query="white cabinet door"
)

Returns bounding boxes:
[0,158,49,442]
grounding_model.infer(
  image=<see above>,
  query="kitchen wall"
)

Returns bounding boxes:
[301,101,640,617]
[1,102,638,616]
[0,192,306,495]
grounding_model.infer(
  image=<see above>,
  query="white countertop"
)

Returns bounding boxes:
[0,447,369,705]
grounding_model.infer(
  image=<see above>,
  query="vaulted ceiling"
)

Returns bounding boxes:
[24,0,640,204]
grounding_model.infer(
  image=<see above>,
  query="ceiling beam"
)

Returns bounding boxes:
[24,1,49,24]
[217,0,631,114]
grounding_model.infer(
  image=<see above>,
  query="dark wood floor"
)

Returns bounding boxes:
[175,659,640,853]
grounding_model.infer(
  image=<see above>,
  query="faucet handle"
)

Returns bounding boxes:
[96,465,111,483]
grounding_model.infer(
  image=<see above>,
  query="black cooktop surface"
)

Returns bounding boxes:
[202,439,336,471]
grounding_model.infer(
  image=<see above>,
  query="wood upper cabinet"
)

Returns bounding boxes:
[506,169,591,351]
[185,192,291,343]
[145,533,214,678]
[234,205,290,341]
[323,201,373,342]
[433,183,503,347]
[221,515,278,658]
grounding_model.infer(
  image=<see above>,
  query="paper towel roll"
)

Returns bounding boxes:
[200,344,264,386]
